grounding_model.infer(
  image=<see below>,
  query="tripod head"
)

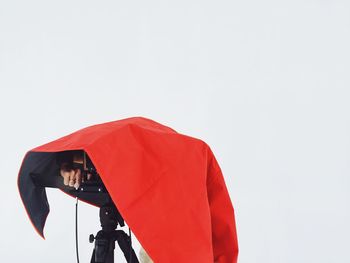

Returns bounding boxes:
[89,201,138,263]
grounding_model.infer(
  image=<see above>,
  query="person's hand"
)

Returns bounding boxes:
[60,165,82,189]
[60,153,93,189]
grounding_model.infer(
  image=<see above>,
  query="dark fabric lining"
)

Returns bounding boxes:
[18,151,108,237]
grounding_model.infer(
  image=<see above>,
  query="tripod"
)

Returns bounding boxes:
[89,201,139,263]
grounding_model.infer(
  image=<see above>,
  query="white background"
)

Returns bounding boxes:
[1,0,350,262]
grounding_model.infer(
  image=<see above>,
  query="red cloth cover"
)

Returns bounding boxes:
[18,117,238,262]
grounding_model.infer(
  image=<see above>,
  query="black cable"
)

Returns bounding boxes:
[75,197,80,263]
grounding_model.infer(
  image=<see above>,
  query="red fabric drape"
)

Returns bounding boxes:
[19,117,238,262]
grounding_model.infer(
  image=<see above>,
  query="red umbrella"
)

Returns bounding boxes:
[18,117,238,262]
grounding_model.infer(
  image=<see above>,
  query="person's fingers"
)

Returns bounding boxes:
[61,168,91,187]
[61,170,71,186]
[74,169,81,189]
[68,170,76,187]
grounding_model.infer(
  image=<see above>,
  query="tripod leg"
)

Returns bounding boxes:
[115,230,139,263]
[91,232,115,263]
[90,249,96,263]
